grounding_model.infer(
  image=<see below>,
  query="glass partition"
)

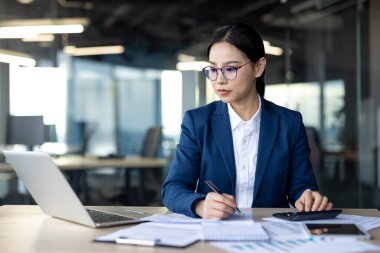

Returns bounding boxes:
[263,0,374,208]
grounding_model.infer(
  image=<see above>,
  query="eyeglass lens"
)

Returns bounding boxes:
[203,66,237,81]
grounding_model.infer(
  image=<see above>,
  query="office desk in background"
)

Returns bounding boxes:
[1,205,380,253]
[54,155,167,170]
[0,154,167,172]
[0,155,167,205]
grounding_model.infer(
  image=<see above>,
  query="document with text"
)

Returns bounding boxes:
[95,222,201,248]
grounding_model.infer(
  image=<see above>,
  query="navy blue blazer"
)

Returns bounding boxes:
[162,98,318,218]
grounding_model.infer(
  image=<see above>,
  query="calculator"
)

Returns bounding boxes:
[272,209,342,221]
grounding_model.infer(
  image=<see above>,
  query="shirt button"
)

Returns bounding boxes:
[242,165,246,170]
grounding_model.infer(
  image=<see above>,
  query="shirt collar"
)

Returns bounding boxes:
[228,95,262,132]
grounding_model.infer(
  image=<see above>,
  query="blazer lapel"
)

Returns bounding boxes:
[211,102,236,193]
[253,99,279,204]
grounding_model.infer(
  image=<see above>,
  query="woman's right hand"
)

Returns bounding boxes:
[195,192,238,220]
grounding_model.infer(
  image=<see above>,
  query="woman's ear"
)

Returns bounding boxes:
[254,57,267,78]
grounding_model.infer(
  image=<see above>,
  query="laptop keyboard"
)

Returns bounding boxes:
[87,209,134,223]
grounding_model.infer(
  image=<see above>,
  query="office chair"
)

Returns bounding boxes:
[44,124,57,143]
[140,126,162,158]
[305,126,322,186]
[111,126,163,206]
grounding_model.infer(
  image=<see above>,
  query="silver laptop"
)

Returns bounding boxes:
[3,150,151,228]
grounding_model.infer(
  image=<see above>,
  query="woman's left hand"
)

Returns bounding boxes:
[295,189,333,211]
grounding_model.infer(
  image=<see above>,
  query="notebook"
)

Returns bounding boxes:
[3,150,151,228]
[201,220,269,241]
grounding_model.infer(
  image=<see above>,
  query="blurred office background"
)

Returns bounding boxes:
[0,0,379,208]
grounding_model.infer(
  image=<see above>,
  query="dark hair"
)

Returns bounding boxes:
[207,23,266,97]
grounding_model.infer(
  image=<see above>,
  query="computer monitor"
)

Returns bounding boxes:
[6,115,45,150]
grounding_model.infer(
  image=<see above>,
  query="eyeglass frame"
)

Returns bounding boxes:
[202,61,252,81]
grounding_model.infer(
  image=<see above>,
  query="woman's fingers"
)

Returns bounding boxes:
[295,189,333,212]
[202,192,237,220]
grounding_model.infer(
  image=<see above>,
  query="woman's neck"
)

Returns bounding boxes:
[230,94,260,121]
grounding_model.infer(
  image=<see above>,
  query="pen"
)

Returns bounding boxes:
[204,180,242,214]
[116,237,160,246]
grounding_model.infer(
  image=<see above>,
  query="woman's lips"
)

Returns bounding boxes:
[217,89,231,97]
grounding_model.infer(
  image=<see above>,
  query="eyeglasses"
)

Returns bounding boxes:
[202,61,252,81]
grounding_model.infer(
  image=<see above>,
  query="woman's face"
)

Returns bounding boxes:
[208,41,259,104]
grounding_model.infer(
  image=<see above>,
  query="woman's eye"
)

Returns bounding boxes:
[224,66,236,72]
[209,68,217,73]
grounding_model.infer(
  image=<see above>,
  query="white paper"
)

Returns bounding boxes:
[317,214,380,231]
[226,210,254,221]
[201,220,269,241]
[210,237,380,253]
[260,221,310,240]
[141,213,201,223]
[141,209,252,223]
[95,222,201,247]
[265,213,380,232]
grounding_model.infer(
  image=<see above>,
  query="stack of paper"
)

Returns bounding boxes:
[95,211,269,247]
[202,220,269,241]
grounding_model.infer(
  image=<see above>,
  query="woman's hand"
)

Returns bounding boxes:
[195,192,238,220]
[295,189,333,211]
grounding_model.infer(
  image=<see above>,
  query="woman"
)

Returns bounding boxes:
[162,23,333,219]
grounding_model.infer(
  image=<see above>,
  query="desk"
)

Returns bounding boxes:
[1,205,380,253]
[0,155,167,172]
[0,155,167,204]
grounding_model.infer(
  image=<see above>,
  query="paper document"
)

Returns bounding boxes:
[201,220,269,241]
[310,214,380,231]
[210,237,380,253]
[141,213,201,223]
[226,209,253,221]
[95,222,201,248]
[266,213,380,232]
[142,209,252,223]
[260,221,310,240]
[96,210,257,247]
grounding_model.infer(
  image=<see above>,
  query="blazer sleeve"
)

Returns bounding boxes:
[161,111,206,217]
[287,113,318,205]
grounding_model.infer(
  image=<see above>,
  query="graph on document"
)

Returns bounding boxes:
[210,237,380,253]
[211,238,316,253]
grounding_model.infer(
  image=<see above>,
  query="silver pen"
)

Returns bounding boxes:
[116,237,160,246]
[204,180,242,214]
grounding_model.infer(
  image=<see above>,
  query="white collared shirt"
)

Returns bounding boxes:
[228,96,261,208]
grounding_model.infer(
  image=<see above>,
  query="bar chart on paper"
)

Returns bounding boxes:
[211,238,314,253]
[210,237,380,253]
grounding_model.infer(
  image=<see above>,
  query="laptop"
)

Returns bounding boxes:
[3,150,152,228]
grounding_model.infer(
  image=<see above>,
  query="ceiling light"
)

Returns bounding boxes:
[16,0,34,3]
[177,53,196,62]
[0,18,88,39]
[63,45,125,56]
[0,49,36,67]
[176,61,209,71]
[57,0,93,10]
[0,18,89,27]
[0,24,84,39]
[264,41,283,56]
[22,34,55,42]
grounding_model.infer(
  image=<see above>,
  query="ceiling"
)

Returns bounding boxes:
[0,0,355,69]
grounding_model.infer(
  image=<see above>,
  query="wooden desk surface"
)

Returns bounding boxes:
[0,155,167,172]
[1,205,380,253]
